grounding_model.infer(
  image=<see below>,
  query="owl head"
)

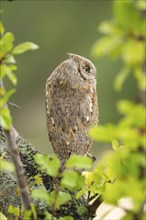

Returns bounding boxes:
[68,53,96,81]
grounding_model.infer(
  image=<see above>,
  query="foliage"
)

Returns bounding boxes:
[89,0,146,219]
[92,0,146,91]
[0,20,39,219]
[1,0,145,219]
[32,154,93,216]
[0,21,39,130]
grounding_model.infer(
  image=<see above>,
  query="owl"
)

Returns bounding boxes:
[45,53,99,162]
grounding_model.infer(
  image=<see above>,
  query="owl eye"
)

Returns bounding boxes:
[84,65,90,73]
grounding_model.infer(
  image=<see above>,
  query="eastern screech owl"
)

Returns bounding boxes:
[45,53,99,162]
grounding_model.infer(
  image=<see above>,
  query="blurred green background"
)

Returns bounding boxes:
[1,0,137,157]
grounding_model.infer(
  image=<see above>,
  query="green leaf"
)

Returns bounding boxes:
[0,65,6,78]
[98,21,122,35]
[33,190,71,210]
[0,212,7,220]
[48,190,71,210]
[44,212,53,220]
[114,0,144,34]
[88,125,116,142]
[114,66,130,91]
[98,21,116,34]
[91,36,122,58]
[8,205,20,217]
[135,0,146,10]
[0,107,12,130]
[0,65,17,85]
[30,203,37,220]
[0,158,14,172]
[103,177,144,207]
[111,139,120,151]
[32,189,49,203]
[122,40,145,65]
[5,65,17,85]
[24,210,33,220]
[117,100,133,115]
[66,155,93,169]
[117,100,146,128]
[117,127,141,149]
[0,32,14,57]
[61,170,85,191]
[5,55,16,64]
[0,89,16,108]
[0,22,5,35]
[35,154,60,177]
[12,42,39,55]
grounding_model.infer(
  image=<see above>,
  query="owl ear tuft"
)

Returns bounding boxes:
[67,53,82,63]
[67,53,77,58]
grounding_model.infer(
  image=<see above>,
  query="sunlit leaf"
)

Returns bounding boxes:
[5,55,16,64]
[103,177,144,208]
[0,32,14,57]
[114,66,130,91]
[24,209,33,219]
[88,125,116,142]
[0,157,14,172]
[114,0,144,34]
[135,0,146,10]
[0,89,16,108]
[32,189,71,210]
[30,203,37,220]
[0,107,12,130]
[35,154,60,177]
[0,212,7,220]
[0,65,6,78]
[98,20,124,36]
[32,189,49,203]
[111,139,120,151]
[122,40,145,65]
[34,174,43,185]
[82,171,94,185]
[117,100,146,128]
[117,127,141,148]
[61,170,85,191]
[48,190,71,209]
[98,21,118,34]
[91,36,122,58]
[8,205,20,217]
[12,42,39,55]
[5,65,17,85]
[66,155,93,169]
[0,65,17,85]
[44,212,53,220]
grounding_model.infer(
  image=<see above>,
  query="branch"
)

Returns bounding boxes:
[0,128,92,219]
[4,126,31,211]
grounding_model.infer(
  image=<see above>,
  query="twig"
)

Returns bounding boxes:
[4,126,31,211]
[8,101,21,109]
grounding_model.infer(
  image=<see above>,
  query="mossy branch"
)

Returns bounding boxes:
[0,128,92,219]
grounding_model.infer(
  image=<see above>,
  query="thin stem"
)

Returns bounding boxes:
[4,126,32,211]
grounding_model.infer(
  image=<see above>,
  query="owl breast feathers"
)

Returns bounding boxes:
[45,53,99,162]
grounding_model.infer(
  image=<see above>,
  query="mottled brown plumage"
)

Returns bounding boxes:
[45,53,99,162]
